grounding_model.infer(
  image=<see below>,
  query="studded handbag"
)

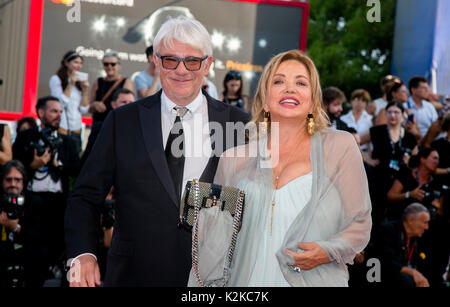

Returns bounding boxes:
[180,179,245,287]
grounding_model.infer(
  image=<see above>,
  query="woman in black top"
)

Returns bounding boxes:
[219,70,250,112]
[89,51,134,123]
[387,148,442,220]
[361,101,418,225]
[362,101,418,179]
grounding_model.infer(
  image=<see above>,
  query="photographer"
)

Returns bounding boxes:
[387,147,445,221]
[13,96,80,287]
[0,160,26,287]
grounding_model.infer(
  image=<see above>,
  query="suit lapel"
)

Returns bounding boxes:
[137,92,179,208]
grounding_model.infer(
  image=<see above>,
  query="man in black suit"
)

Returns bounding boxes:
[65,16,250,287]
[13,96,80,286]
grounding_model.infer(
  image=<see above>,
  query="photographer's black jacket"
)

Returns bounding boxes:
[12,127,80,195]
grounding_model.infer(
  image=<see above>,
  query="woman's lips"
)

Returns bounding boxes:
[279,97,300,108]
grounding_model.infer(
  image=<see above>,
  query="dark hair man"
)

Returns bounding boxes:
[134,45,160,100]
[12,96,80,287]
[406,76,438,138]
[322,86,349,131]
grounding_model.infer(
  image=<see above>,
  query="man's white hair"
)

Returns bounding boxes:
[153,16,213,57]
[402,202,429,221]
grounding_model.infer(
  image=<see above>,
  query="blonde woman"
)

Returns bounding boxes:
[190,50,372,287]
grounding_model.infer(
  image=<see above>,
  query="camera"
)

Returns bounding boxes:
[421,183,443,220]
[101,199,115,229]
[0,194,25,220]
[26,127,63,157]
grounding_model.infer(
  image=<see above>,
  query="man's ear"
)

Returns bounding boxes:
[37,108,44,120]
[204,56,214,77]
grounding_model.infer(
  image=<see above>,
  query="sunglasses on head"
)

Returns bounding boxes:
[103,62,118,67]
[228,71,241,78]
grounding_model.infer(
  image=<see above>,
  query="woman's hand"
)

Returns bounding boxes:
[409,186,425,201]
[81,80,90,92]
[69,74,79,86]
[285,242,330,271]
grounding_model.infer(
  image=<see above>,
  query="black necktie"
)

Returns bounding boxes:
[165,106,188,202]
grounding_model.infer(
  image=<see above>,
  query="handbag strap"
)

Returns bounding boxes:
[100,77,124,103]
[191,179,244,287]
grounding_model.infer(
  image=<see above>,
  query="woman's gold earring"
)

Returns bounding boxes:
[307,113,315,136]
[261,111,270,135]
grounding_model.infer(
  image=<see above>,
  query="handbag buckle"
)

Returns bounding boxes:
[205,195,221,208]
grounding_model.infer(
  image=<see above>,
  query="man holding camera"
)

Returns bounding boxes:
[13,96,80,286]
[0,160,26,287]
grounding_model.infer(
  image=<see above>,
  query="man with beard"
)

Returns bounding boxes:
[322,86,350,131]
[0,160,26,287]
[13,96,80,287]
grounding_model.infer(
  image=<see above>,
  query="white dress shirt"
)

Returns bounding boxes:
[340,110,373,151]
[161,90,212,199]
[340,110,373,136]
[49,75,89,131]
[404,97,438,137]
[28,128,63,193]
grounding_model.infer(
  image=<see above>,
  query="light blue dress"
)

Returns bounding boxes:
[248,172,312,287]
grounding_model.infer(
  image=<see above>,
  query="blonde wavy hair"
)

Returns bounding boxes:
[251,50,329,135]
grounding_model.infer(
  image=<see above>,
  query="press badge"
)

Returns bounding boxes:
[389,160,400,171]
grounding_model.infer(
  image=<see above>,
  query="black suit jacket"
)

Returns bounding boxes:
[65,91,250,286]
[12,127,80,195]
[374,220,424,284]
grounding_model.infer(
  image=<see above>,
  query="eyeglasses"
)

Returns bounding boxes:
[103,62,118,67]
[387,110,401,116]
[156,53,208,71]
[4,177,23,184]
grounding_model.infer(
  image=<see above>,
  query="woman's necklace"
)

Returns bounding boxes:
[269,132,305,236]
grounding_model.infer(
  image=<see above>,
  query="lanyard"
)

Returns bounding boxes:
[406,235,415,267]
[386,126,402,156]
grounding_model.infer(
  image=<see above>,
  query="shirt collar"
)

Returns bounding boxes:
[161,90,204,117]
[408,97,428,109]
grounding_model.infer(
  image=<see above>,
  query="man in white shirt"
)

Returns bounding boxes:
[65,16,250,287]
[12,96,80,286]
[133,45,160,100]
[404,76,438,139]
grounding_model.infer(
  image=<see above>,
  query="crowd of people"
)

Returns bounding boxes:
[0,16,449,288]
